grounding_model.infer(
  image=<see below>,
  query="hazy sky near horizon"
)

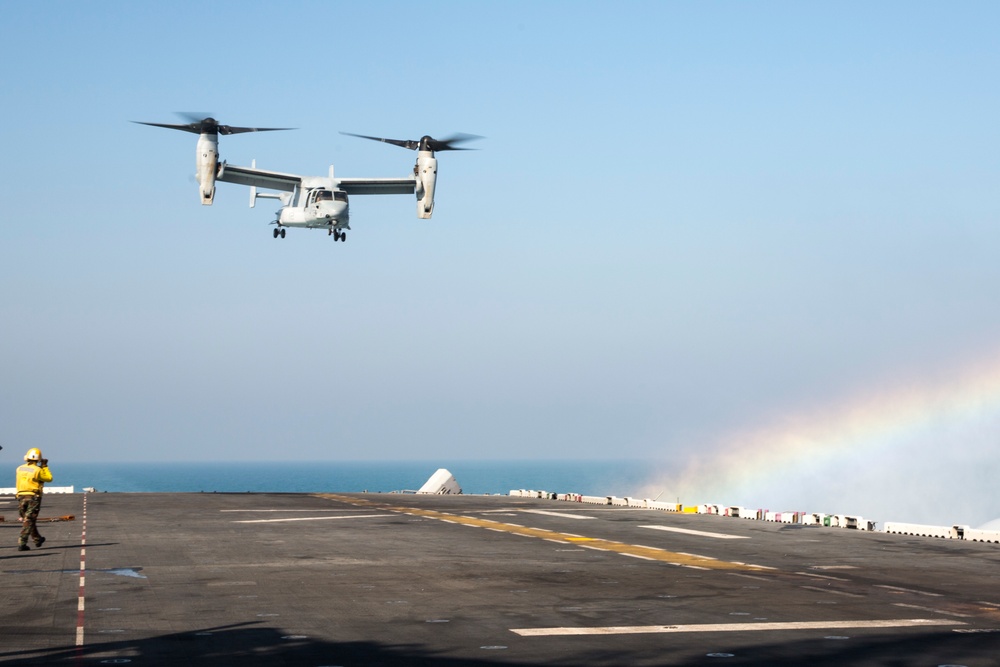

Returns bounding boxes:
[2,2,1000,522]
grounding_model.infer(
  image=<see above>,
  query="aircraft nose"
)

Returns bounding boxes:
[323,201,348,219]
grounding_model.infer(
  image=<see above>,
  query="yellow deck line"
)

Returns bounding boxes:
[315,494,765,572]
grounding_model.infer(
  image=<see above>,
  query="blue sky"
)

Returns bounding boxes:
[2,2,1000,520]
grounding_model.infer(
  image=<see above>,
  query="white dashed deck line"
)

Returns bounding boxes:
[639,525,749,539]
[519,509,596,520]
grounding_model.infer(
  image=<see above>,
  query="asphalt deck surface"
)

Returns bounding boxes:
[0,492,998,666]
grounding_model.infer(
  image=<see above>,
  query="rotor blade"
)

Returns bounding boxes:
[340,132,420,150]
[341,132,483,151]
[131,120,204,134]
[178,112,214,124]
[425,134,483,151]
[218,125,296,135]
[134,118,295,135]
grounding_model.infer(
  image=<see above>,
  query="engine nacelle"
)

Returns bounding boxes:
[196,134,218,205]
[415,152,437,219]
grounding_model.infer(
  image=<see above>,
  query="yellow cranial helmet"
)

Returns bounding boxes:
[24,448,43,462]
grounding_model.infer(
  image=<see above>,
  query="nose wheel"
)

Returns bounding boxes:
[272,228,286,239]
[329,229,347,242]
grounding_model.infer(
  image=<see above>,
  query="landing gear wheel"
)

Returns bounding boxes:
[280,228,286,238]
[273,228,279,238]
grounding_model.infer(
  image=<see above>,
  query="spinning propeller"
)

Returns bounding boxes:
[132,113,294,135]
[340,132,482,152]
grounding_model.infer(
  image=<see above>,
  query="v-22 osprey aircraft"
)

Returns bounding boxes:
[135,115,479,240]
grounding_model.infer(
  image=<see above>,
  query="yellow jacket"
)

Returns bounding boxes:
[16,463,53,496]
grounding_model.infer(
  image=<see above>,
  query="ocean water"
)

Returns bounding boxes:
[49,460,659,496]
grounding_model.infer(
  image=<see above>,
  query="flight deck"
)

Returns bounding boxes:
[0,492,998,665]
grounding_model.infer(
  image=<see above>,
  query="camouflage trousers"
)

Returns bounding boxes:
[18,494,42,546]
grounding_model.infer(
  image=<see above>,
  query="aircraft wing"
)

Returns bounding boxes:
[217,163,301,192]
[336,178,416,196]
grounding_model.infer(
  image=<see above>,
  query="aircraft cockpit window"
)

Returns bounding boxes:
[334,191,347,203]
[315,190,333,202]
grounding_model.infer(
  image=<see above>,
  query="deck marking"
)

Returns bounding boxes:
[76,493,88,648]
[892,603,973,618]
[221,509,368,513]
[732,562,776,570]
[233,514,384,524]
[519,509,595,520]
[800,585,865,598]
[315,494,766,572]
[797,572,849,582]
[875,585,942,597]
[727,573,772,582]
[510,618,962,637]
[640,525,749,539]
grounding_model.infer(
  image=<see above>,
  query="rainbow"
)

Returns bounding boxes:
[652,351,1000,505]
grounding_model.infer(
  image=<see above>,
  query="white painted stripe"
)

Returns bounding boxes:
[510,618,962,637]
[77,494,87,647]
[727,573,772,581]
[876,585,942,597]
[640,525,748,540]
[233,514,385,524]
[519,509,595,520]
[221,509,369,512]
[731,562,777,570]
[622,553,656,561]
[797,572,848,581]
[892,603,973,618]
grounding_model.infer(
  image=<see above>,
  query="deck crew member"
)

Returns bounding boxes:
[16,448,53,551]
